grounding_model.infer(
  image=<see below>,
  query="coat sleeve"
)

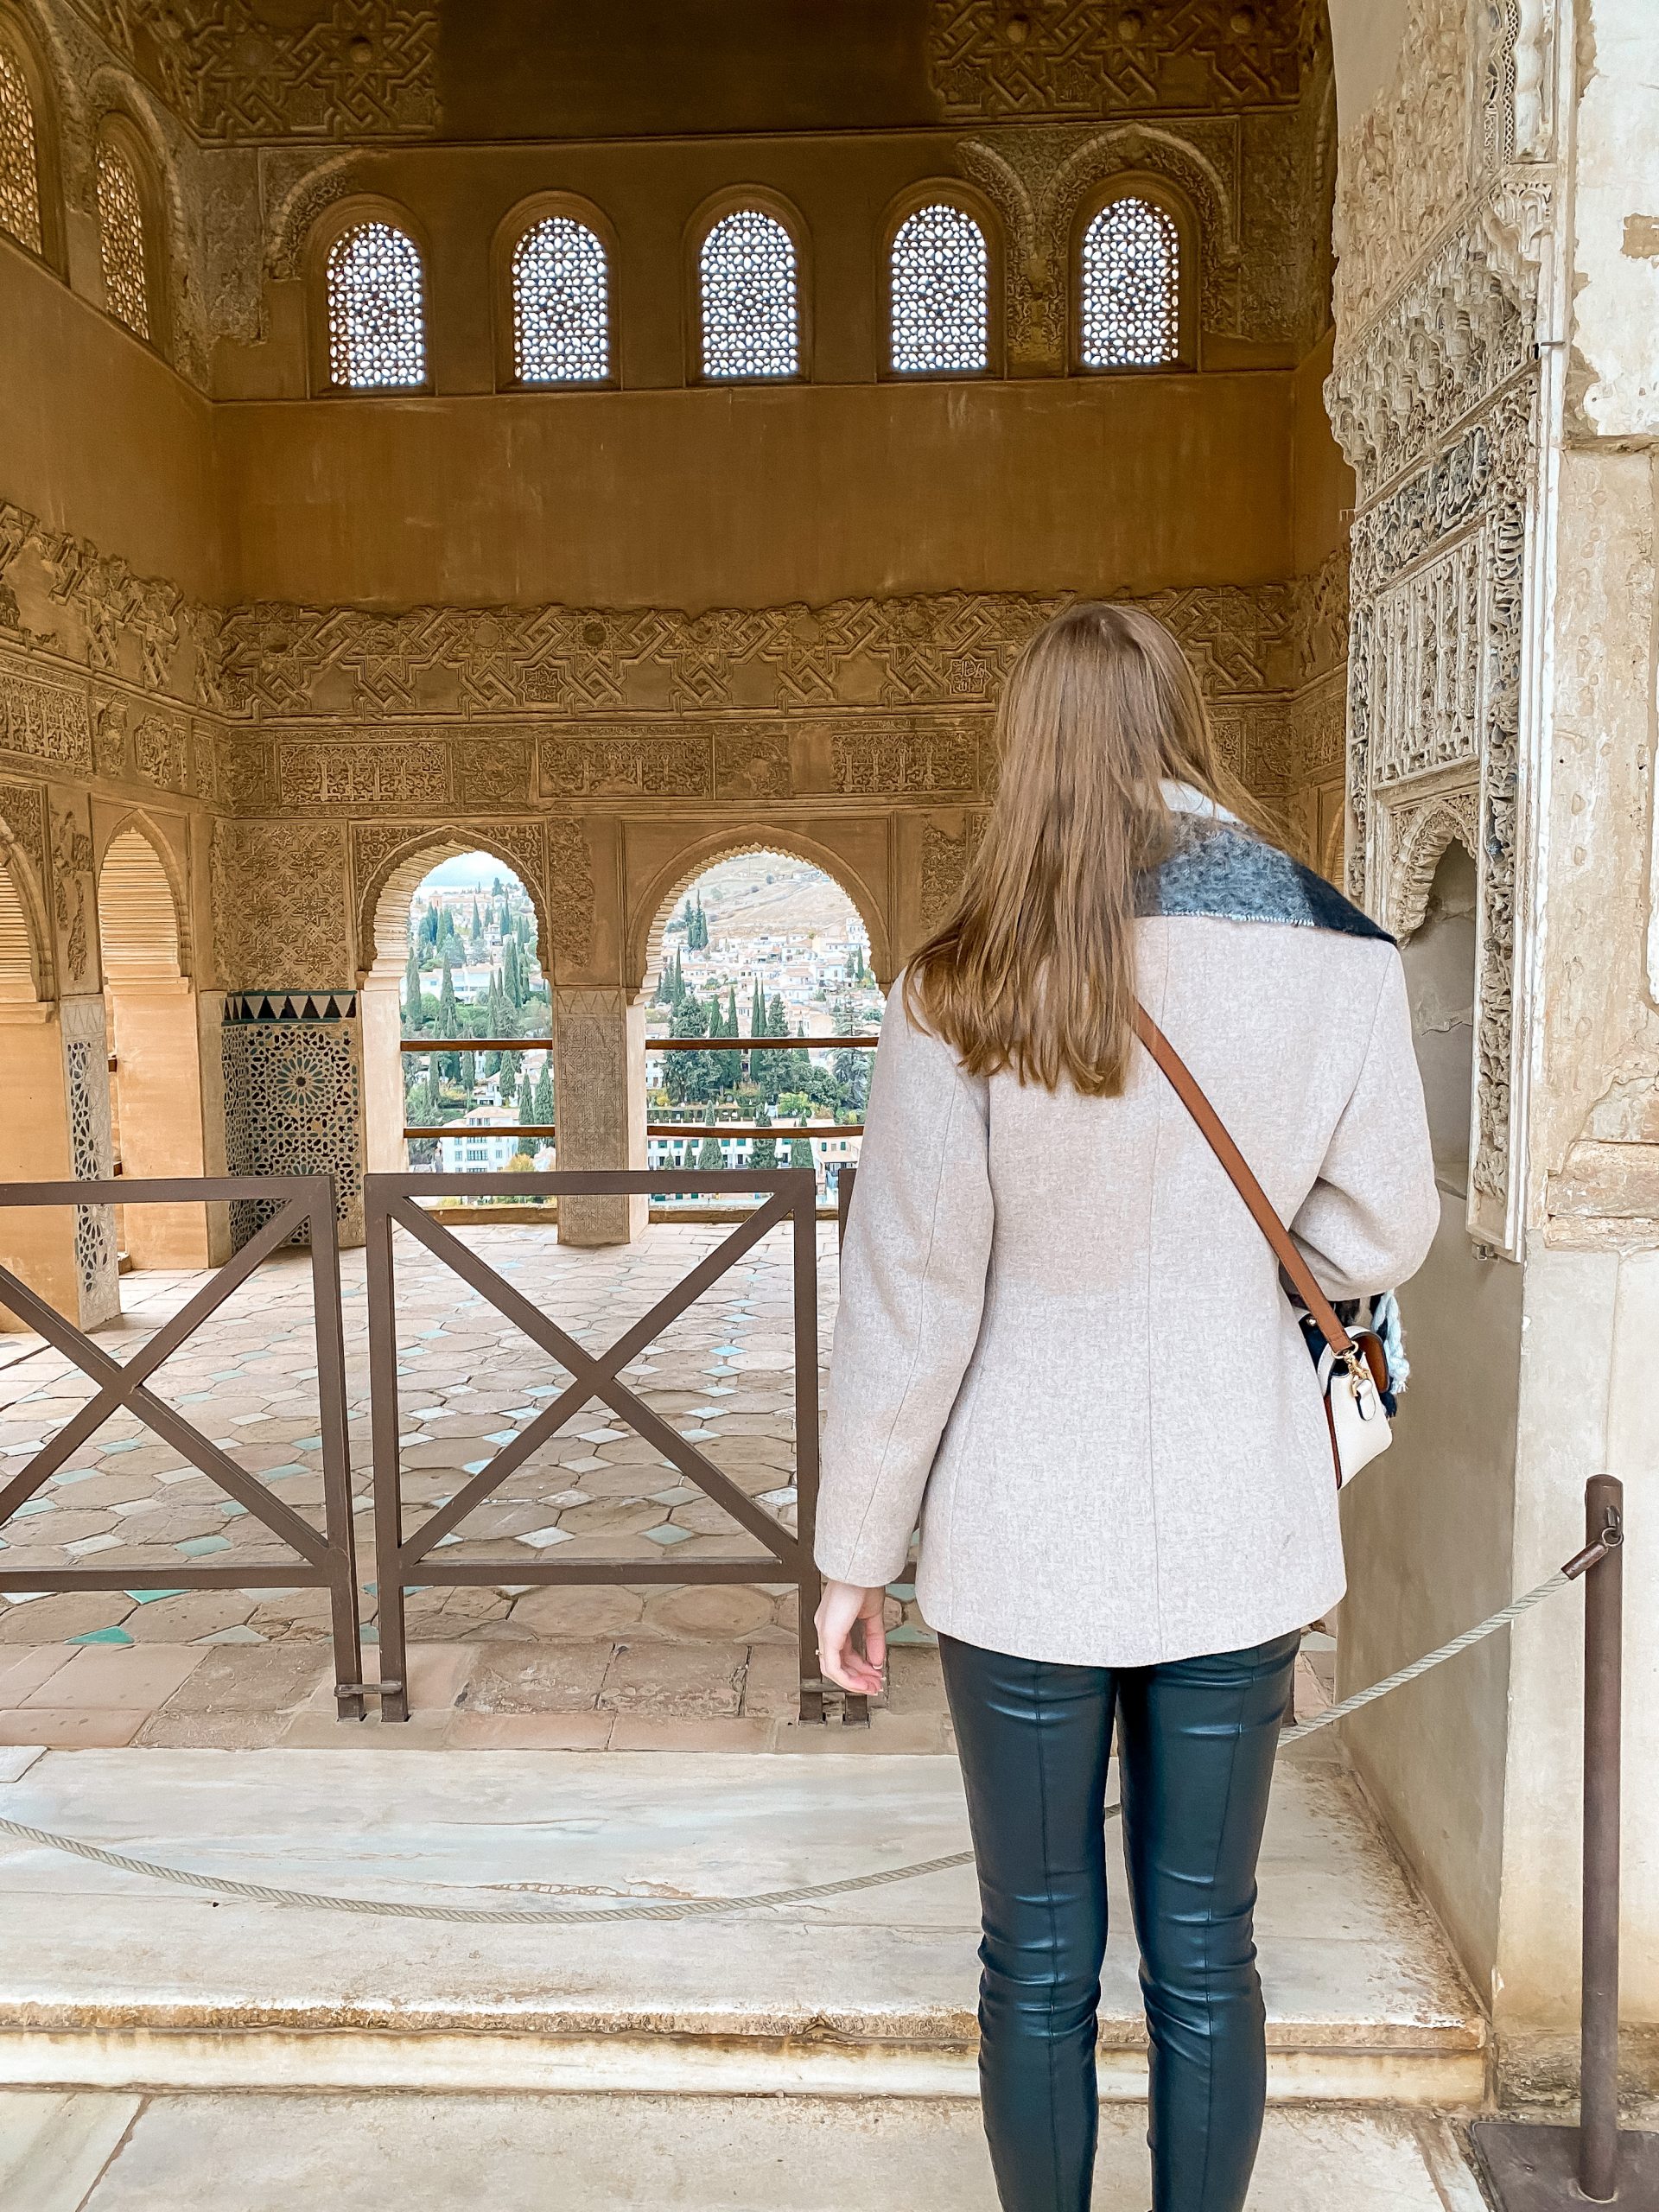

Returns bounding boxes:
[814,985,993,1591]
[1289,946,1441,1300]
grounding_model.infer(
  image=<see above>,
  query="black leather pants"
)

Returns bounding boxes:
[939,1629,1300,2212]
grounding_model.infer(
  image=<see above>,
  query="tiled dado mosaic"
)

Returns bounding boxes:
[222,1001,363,1249]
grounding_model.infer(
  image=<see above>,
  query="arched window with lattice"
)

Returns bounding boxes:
[96,139,149,339]
[0,41,41,255]
[890,202,988,375]
[326,219,426,390]
[698,207,798,380]
[512,216,609,385]
[1078,194,1182,371]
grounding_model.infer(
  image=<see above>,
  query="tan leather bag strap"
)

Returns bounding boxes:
[1133,1001,1355,1358]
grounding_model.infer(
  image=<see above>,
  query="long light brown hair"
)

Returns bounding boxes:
[906,601,1273,1097]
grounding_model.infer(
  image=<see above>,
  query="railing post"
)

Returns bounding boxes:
[1471,1476,1656,2208]
[365,1181,410,1724]
[1580,1473,1624,2202]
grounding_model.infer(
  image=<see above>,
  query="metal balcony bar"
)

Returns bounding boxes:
[399,1035,877,1052]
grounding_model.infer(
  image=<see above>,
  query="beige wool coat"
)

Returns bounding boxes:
[816,893,1440,1669]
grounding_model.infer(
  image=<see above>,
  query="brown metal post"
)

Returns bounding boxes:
[792,1171,827,1725]
[1471,1477,1655,2210]
[1580,1473,1624,2203]
[836,1162,856,1252]
[306,1182,365,1721]
[365,1185,410,1723]
[828,1163,871,1725]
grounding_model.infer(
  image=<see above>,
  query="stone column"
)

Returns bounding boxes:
[0,998,112,1329]
[550,987,646,1246]
[359,965,408,1176]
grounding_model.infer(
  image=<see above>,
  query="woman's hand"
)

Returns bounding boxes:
[814,1580,887,1696]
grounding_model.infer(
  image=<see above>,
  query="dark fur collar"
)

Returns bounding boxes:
[1136,823,1393,944]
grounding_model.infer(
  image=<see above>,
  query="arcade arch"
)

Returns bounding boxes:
[639,844,882,1206]
[360,836,550,1179]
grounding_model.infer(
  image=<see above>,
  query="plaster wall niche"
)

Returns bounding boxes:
[1402,839,1477,1197]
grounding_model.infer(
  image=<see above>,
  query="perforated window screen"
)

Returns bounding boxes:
[0,46,41,254]
[890,203,988,373]
[96,143,149,339]
[699,208,798,380]
[512,217,609,384]
[326,220,426,390]
[1080,196,1179,370]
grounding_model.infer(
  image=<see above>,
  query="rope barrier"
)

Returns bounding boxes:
[0,1564,1580,1926]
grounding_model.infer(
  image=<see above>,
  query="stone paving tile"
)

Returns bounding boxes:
[598,1640,747,1719]
[463,1643,612,1714]
[27,1643,206,1709]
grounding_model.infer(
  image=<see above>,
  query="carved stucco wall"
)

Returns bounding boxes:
[0,486,1348,1243]
[1,0,1353,1256]
[1325,0,1549,1256]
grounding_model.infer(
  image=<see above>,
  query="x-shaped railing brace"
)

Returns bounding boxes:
[0,1177,365,1716]
[365,1171,830,1723]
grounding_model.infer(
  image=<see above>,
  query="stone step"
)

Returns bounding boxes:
[0,1745,1486,2104]
[0,2089,1494,2211]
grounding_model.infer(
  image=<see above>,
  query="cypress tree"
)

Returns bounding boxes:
[696,1135,724,1170]
[516,1066,535,1123]
[403,944,423,1028]
[437,955,459,1078]
[749,1102,777,1173]
[531,1061,554,1127]
[726,987,740,1038]
[664,989,707,1106]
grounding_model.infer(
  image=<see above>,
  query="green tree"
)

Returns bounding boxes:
[725,987,740,1038]
[832,1045,869,1113]
[436,955,460,1078]
[664,990,709,1106]
[749,1102,777,1173]
[788,1137,815,1176]
[516,1066,535,1124]
[696,1135,724,1170]
[531,1061,554,1128]
[469,897,483,947]
[403,943,424,1029]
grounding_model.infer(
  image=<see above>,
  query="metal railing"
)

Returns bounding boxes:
[0,1177,365,1718]
[364,1167,829,1723]
[398,1032,875,1145]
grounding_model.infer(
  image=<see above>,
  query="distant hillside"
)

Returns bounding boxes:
[669,858,866,945]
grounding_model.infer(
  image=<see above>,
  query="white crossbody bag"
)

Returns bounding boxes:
[1134,1002,1394,1490]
